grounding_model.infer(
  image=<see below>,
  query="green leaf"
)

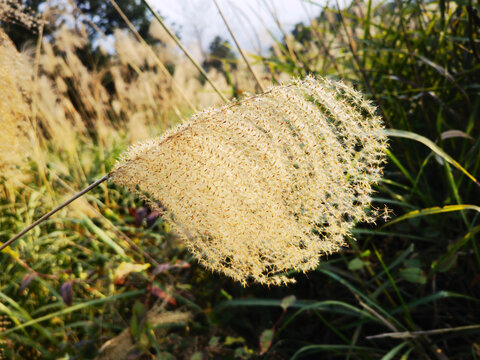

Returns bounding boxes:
[436,253,458,273]
[384,129,479,186]
[348,257,365,271]
[278,300,382,334]
[384,205,480,227]
[259,329,274,355]
[190,352,203,360]
[280,295,296,310]
[360,250,371,257]
[208,336,220,348]
[381,342,409,360]
[114,262,150,281]
[291,345,381,360]
[83,217,129,260]
[224,336,245,346]
[391,291,478,315]
[130,301,146,339]
[399,268,427,284]
[215,298,310,309]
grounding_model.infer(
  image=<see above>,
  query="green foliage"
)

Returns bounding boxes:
[2,0,161,49]
[203,35,237,73]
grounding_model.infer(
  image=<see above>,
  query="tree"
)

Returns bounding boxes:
[75,0,151,39]
[1,0,155,48]
[202,35,237,73]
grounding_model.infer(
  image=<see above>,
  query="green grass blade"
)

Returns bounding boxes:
[215,298,310,309]
[433,225,480,272]
[384,129,480,186]
[374,248,414,328]
[385,149,416,185]
[381,342,409,360]
[0,291,56,342]
[291,344,381,360]
[384,205,480,227]
[0,290,144,336]
[318,268,404,330]
[391,291,478,315]
[83,217,129,260]
[277,300,382,334]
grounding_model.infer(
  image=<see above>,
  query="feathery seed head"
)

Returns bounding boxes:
[0,0,40,29]
[111,76,388,285]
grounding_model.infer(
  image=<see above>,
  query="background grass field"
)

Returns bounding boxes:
[1,0,479,359]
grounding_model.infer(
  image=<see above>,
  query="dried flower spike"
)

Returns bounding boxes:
[111,76,388,285]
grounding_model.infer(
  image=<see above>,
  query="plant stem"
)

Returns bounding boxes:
[141,0,228,103]
[0,174,110,252]
[108,0,197,113]
[212,0,265,93]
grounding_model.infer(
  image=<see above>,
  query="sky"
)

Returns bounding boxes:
[149,0,326,60]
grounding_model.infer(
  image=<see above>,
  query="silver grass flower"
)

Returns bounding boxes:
[111,76,388,285]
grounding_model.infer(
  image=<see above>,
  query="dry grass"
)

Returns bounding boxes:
[95,309,190,360]
[111,76,388,285]
[0,315,8,359]
[0,29,33,187]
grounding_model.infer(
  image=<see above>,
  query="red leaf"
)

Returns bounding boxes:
[149,285,177,306]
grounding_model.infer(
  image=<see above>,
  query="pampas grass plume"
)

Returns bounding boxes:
[111,76,388,285]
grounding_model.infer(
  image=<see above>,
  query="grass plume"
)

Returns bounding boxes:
[111,76,388,285]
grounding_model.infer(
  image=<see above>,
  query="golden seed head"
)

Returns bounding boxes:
[111,76,388,286]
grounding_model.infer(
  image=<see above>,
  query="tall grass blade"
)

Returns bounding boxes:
[381,342,409,360]
[0,290,144,336]
[291,344,381,360]
[367,324,480,340]
[384,205,480,227]
[384,129,479,186]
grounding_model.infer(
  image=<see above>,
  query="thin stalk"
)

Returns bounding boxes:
[0,175,110,252]
[212,0,265,93]
[262,0,299,65]
[366,324,480,340]
[108,0,197,113]
[31,0,54,197]
[141,0,228,103]
[335,0,390,127]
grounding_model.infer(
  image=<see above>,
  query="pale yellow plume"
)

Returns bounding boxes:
[111,76,388,285]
